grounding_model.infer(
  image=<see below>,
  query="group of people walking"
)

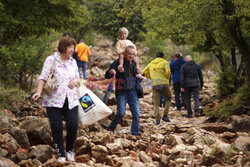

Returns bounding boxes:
[32,27,203,162]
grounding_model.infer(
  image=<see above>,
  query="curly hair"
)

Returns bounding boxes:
[58,37,76,54]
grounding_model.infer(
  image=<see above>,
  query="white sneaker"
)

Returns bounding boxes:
[66,151,75,161]
[57,157,66,163]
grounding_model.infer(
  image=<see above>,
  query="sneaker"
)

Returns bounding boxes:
[57,157,66,163]
[66,151,75,161]
[162,115,171,122]
[155,119,160,125]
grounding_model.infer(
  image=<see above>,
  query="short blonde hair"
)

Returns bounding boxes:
[118,27,129,38]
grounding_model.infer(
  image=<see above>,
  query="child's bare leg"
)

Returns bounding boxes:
[132,56,142,74]
[118,54,125,72]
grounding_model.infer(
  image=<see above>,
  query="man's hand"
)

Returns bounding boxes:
[109,69,116,76]
[181,88,185,92]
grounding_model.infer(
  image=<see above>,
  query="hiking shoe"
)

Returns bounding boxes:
[195,113,199,117]
[57,157,66,163]
[66,151,75,161]
[186,115,193,118]
[174,108,181,111]
[155,119,160,125]
[106,127,115,132]
[162,115,171,122]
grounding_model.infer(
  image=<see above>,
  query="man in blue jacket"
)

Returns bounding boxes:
[105,46,143,135]
[170,53,186,111]
[180,55,203,118]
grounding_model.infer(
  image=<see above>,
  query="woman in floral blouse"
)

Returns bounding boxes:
[32,37,80,162]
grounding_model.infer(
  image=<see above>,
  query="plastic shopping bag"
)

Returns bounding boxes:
[77,82,112,126]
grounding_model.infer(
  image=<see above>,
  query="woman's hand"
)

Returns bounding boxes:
[68,79,79,89]
[32,92,41,101]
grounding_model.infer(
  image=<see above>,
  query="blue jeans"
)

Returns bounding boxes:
[108,89,140,135]
[77,61,87,79]
[184,86,199,116]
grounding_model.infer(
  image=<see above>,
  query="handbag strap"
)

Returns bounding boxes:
[50,55,57,75]
[78,45,87,59]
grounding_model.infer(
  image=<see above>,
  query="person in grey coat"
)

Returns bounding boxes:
[180,55,203,118]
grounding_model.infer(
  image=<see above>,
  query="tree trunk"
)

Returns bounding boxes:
[222,0,250,86]
[231,47,237,71]
[19,72,23,88]
[213,50,224,72]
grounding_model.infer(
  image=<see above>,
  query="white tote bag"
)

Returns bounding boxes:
[77,81,112,126]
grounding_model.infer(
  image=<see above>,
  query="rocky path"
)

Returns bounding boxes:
[0,35,249,167]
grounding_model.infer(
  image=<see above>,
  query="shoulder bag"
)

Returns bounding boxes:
[43,55,57,94]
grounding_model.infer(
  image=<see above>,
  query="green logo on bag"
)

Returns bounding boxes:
[79,93,96,112]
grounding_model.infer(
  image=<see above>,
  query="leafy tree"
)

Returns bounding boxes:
[87,0,146,42]
[119,0,250,88]
[0,0,91,89]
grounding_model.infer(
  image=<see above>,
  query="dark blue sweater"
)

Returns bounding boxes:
[170,57,185,84]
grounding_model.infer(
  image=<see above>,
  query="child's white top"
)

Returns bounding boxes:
[115,39,137,54]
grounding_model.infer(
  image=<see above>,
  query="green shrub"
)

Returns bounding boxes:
[216,68,238,98]
[206,84,250,121]
[0,86,28,109]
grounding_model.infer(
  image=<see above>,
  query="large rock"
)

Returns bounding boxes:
[91,145,108,163]
[113,156,132,166]
[0,148,8,157]
[90,67,105,77]
[0,133,20,154]
[183,128,231,155]
[231,115,250,132]
[75,154,90,163]
[164,134,183,146]
[10,128,30,149]
[19,116,52,146]
[99,60,114,69]
[74,136,91,147]
[76,145,90,156]
[0,109,18,133]
[18,159,33,167]
[92,132,112,145]
[150,134,164,143]
[139,151,153,163]
[16,150,28,162]
[0,157,19,167]
[106,142,123,155]
[201,124,233,133]
[234,136,250,151]
[159,154,170,166]
[28,145,53,163]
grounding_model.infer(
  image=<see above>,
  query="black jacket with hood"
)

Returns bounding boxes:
[180,61,203,88]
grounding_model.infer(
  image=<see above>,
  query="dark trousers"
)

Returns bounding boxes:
[46,98,78,157]
[173,83,186,110]
[184,86,199,116]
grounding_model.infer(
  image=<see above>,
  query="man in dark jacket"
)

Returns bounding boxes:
[180,55,203,118]
[105,46,143,135]
[170,53,186,111]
